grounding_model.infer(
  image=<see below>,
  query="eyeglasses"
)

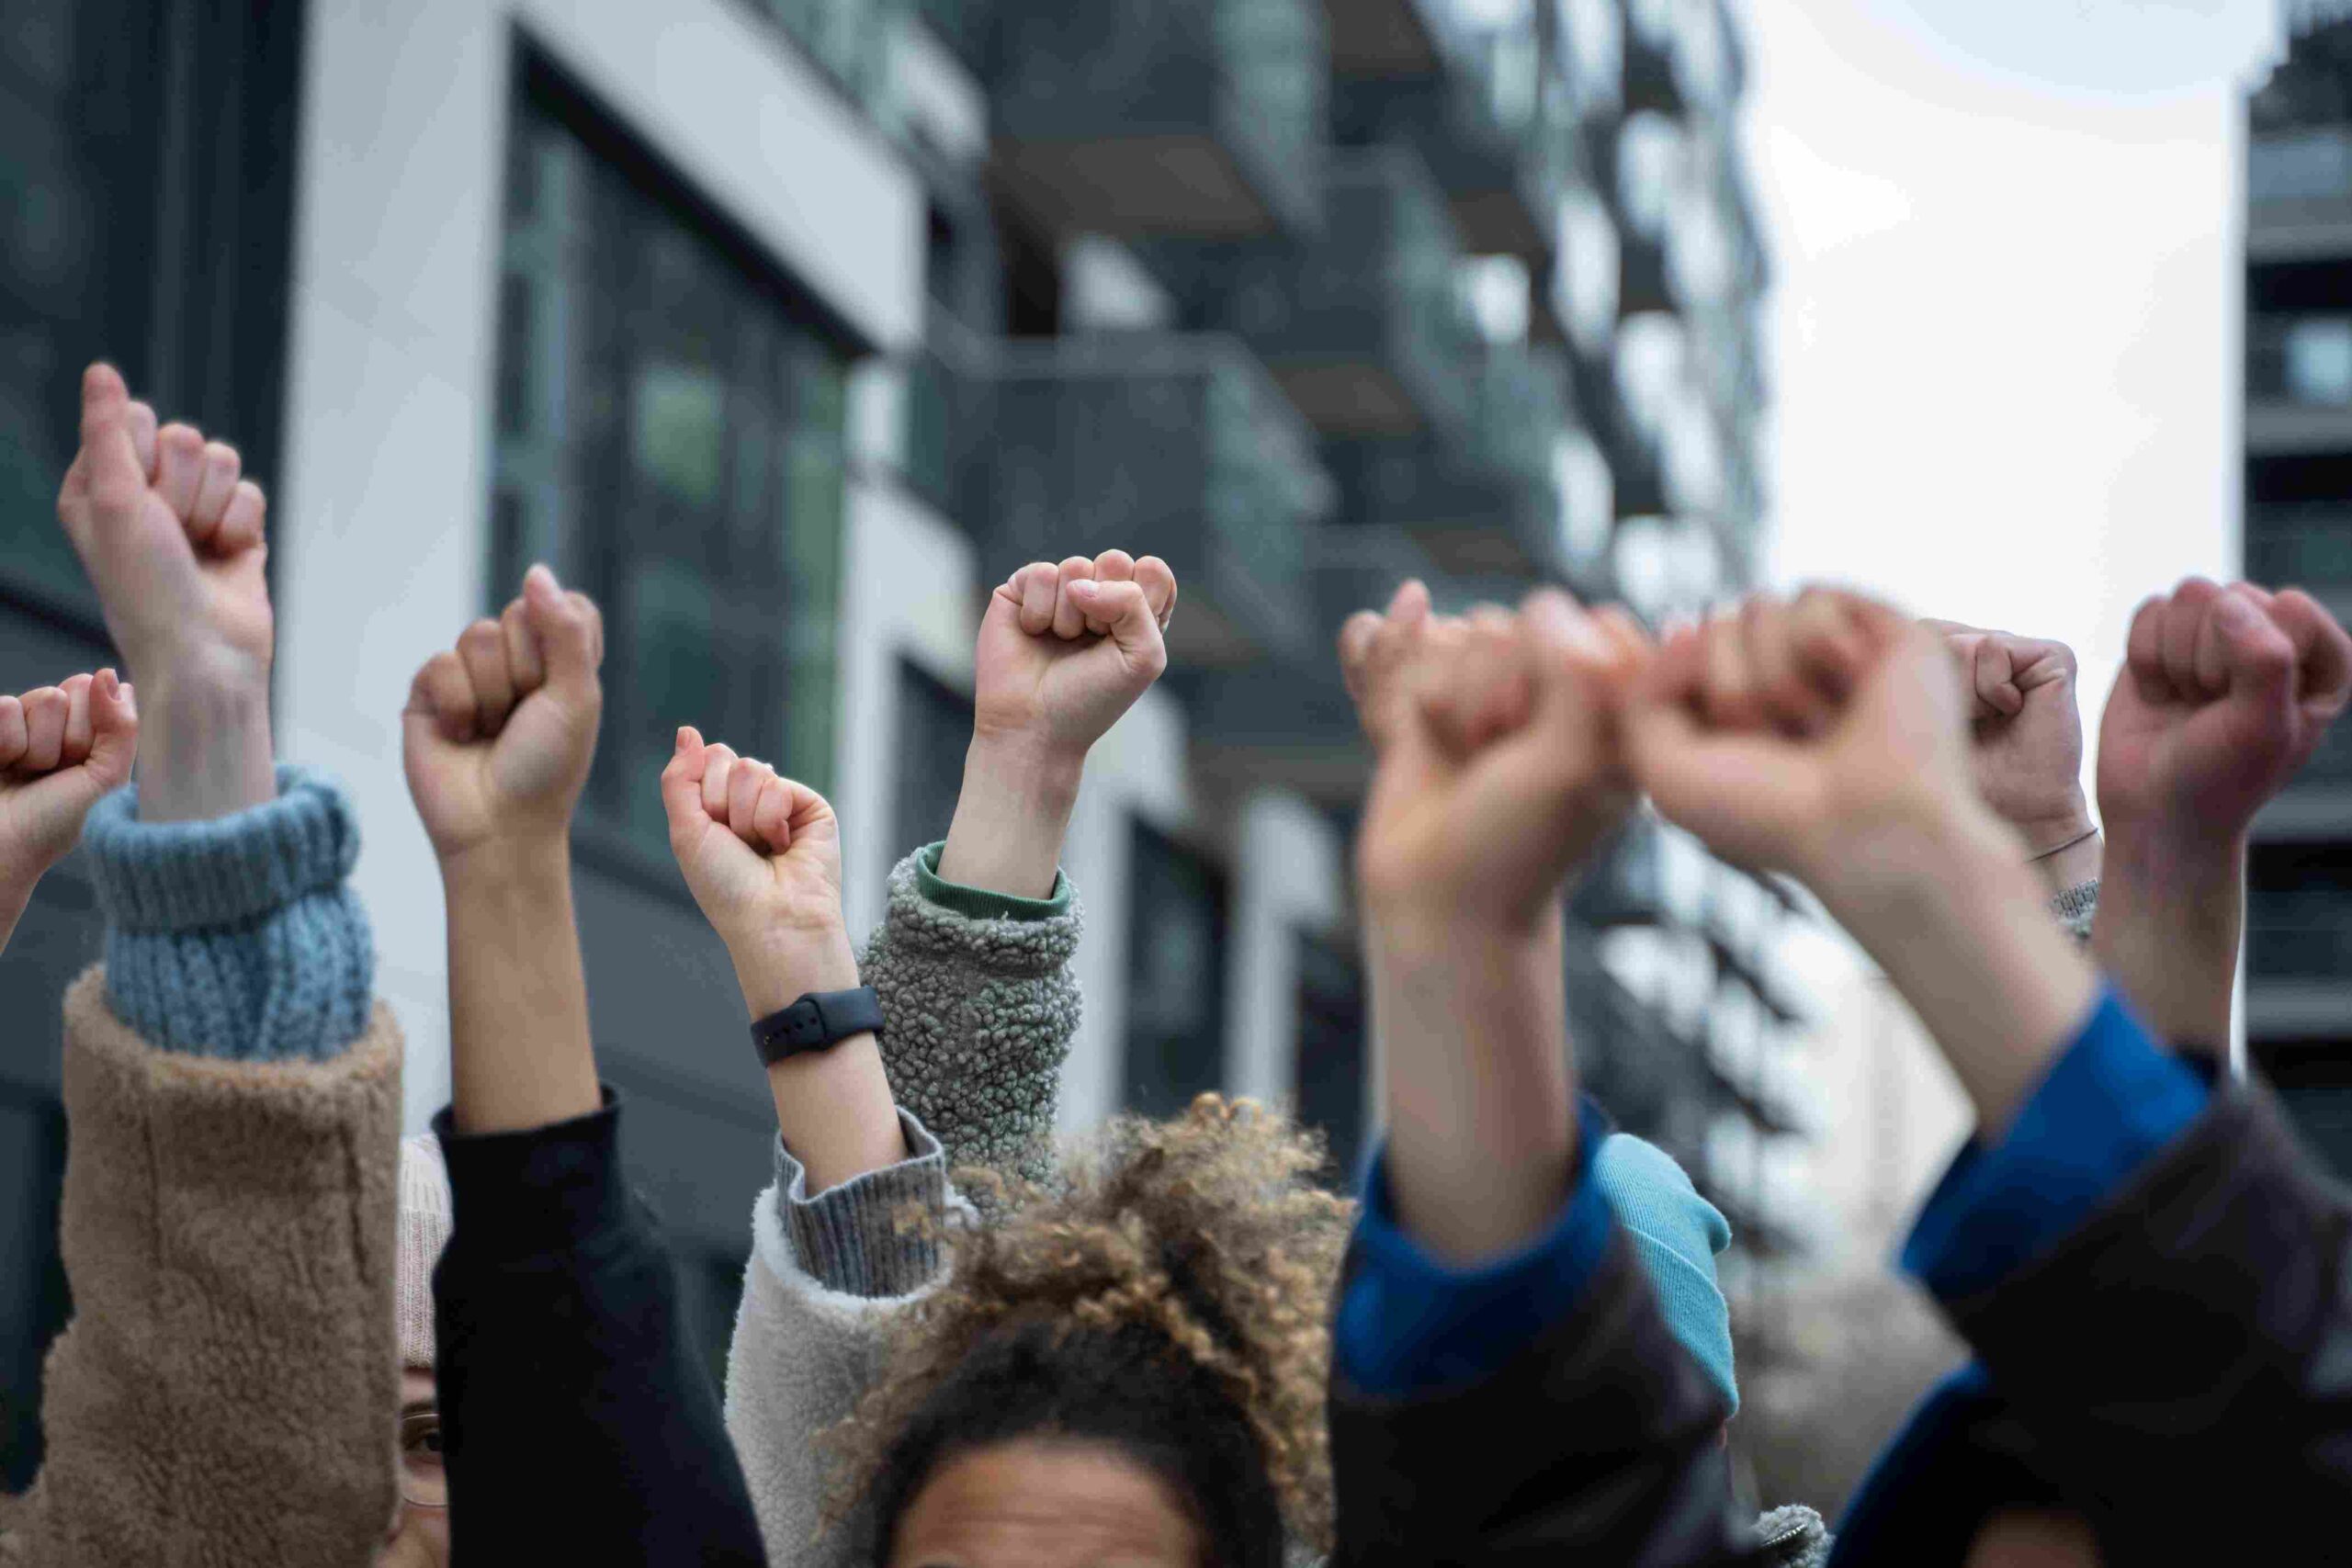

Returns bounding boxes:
[399,1409,447,1509]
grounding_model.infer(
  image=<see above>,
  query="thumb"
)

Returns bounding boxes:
[523,565,601,695]
[75,363,148,524]
[660,726,711,836]
[1064,579,1168,683]
[81,669,138,794]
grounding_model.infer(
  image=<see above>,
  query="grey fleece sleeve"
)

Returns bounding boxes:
[856,842,1082,1186]
[2050,878,2098,947]
[773,1110,949,1298]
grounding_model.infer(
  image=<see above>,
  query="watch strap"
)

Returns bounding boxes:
[751,986,885,1067]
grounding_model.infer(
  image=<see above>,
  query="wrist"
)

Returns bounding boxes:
[936,734,1083,900]
[438,833,571,896]
[1801,791,2016,931]
[134,673,276,822]
[729,924,863,1020]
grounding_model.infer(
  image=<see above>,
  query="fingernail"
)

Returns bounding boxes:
[675,727,689,751]
[1067,578,1098,596]
[525,562,559,598]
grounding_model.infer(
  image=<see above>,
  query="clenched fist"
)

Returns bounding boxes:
[661,729,859,1013]
[402,565,604,864]
[1357,592,1645,935]
[1925,620,2091,855]
[1623,590,1984,885]
[978,551,1175,761]
[0,671,138,943]
[2098,579,2352,844]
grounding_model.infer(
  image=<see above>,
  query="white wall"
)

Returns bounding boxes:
[274,0,922,1131]
[1224,793,1345,1107]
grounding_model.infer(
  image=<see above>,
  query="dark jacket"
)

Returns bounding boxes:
[1328,1224,1766,1567]
[1832,1085,2352,1564]
[434,1094,767,1565]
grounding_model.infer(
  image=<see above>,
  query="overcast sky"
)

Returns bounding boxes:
[1745,0,2282,787]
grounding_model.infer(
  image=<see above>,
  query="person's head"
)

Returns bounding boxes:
[835,1096,1350,1568]
[380,1134,453,1568]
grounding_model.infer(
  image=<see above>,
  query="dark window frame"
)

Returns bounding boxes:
[1121,819,1233,1119]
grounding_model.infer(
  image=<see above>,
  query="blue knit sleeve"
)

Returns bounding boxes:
[82,763,374,1062]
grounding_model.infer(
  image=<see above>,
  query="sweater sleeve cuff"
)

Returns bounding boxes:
[913,841,1071,922]
[1336,1098,1613,1397]
[774,1109,948,1297]
[433,1090,631,1258]
[1901,986,2207,1301]
[84,764,359,930]
[85,764,374,1062]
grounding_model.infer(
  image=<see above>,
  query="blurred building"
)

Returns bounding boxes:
[0,0,1781,1473]
[2244,0,2352,1177]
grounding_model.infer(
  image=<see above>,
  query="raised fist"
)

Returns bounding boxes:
[1623,589,1980,881]
[1924,620,2090,853]
[401,565,604,863]
[659,729,857,1001]
[1357,592,1645,934]
[0,671,138,893]
[56,363,271,687]
[975,551,1175,762]
[2097,579,2352,843]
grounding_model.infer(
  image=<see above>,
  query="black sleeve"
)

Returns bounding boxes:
[1943,1087,2352,1562]
[1327,1227,1762,1568]
[433,1094,767,1566]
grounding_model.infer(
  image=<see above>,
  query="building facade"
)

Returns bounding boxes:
[0,0,1782,1475]
[2245,2,2352,1179]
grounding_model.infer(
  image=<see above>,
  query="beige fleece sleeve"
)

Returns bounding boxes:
[0,967,402,1568]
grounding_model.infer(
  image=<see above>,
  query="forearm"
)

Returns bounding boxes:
[0,878,29,956]
[441,840,601,1134]
[936,735,1080,899]
[1815,807,2098,1135]
[133,665,276,823]
[729,926,908,1194]
[1368,904,1576,1265]
[2092,829,2240,1054]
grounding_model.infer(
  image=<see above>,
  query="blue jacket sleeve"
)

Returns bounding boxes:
[1337,1098,1615,1397]
[1902,986,2208,1302]
[81,763,374,1062]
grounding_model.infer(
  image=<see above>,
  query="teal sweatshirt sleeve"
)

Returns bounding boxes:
[81,763,374,1061]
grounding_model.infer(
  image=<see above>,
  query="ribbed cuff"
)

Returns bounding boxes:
[85,764,359,931]
[434,1090,631,1259]
[86,765,374,1062]
[914,841,1071,922]
[775,1109,948,1298]
[2049,879,2098,946]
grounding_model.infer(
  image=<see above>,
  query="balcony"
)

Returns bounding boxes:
[2245,505,2352,603]
[1153,148,1477,436]
[1321,345,1571,577]
[1320,0,1442,76]
[989,0,1325,240]
[2248,313,2352,454]
[1331,6,1558,260]
[1623,0,1689,118]
[1573,818,1670,927]
[969,333,1333,664]
[2249,127,2352,263]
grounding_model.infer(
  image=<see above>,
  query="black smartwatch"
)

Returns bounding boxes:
[750,987,885,1067]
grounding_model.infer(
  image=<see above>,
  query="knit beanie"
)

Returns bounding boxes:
[1595,1132,1738,1416]
[398,1134,454,1371]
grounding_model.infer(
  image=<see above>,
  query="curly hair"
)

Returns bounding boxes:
[827,1094,1353,1563]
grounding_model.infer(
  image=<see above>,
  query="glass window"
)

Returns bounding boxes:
[491,81,850,863]
[0,0,164,619]
[894,660,973,856]
[1292,926,1365,1186]
[2250,843,2352,982]
[1123,823,1230,1118]
[2251,313,2352,406]
[2252,128,2352,204]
